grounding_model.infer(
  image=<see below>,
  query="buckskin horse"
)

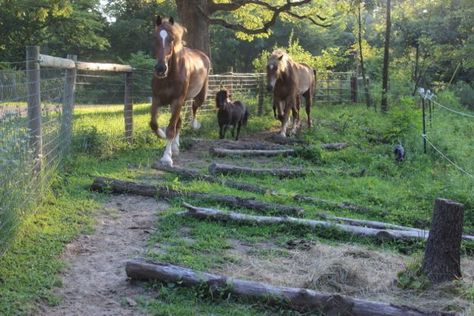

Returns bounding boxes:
[150,16,210,166]
[266,49,315,137]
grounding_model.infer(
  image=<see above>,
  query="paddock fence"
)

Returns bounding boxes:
[0,45,362,252]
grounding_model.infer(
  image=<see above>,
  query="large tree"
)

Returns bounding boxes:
[174,0,333,57]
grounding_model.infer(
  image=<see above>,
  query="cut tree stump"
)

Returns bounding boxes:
[209,163,306,178]
[209,147,295,157]
[125,258,455,316]
[422,198,465,283]
[321,142,349,150]
[152,162,273,195]
[90,177,303,216]
[182,203,433,242]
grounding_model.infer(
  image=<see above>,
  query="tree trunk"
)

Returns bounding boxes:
[126,258,455,316]
[422,198,464,284]
[412,44,420,96]
[175,0,211,58]
[381,0,391,112]
[357,3,372,109]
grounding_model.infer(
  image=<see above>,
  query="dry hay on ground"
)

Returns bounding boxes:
[214,240,474,314]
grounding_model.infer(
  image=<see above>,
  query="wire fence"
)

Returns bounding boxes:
[0,46,361,254]
[0,62,68,254]
[419,88,474,180]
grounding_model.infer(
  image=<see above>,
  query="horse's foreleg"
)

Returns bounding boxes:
[171,117,182,156]
[160,102,183,166]
[290,95,301,135]
[279,102,292,138]
[150,96,166,139]
[277,101,285,123]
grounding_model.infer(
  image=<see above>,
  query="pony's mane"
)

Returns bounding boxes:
[268,49,292,72]
[158,19,187,50]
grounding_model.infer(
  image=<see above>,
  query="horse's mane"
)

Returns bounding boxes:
[158,18,187,50]
[268,49,292,72]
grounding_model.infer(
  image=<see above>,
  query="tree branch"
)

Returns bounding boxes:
[204,0,331,35]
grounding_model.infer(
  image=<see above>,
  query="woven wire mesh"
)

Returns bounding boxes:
[0,65,68,253]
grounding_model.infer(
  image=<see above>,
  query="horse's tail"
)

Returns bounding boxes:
[242,107,250,126]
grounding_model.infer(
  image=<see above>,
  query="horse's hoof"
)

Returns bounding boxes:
[279,132,287,138]
[160,155,173,167]
[192,119,201,130]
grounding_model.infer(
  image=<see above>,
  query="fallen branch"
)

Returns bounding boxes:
[209,163,306,178]
[209,147,295,157]
[126,258,455,316]
[91,177,303,216]
[152,163,272,195]
[317,213,415,231]
[321,142,349,151]
[182,203,430,241]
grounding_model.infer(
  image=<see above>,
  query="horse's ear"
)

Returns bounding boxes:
[156,16,162,26]
[278,55,284,60]
[169,16,174,25]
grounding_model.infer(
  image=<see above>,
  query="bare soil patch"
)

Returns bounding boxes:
[35,195,169,316]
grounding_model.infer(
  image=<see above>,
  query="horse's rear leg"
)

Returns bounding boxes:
[150,96,166,138]
[304,90,313,128]
[191,82,207,130]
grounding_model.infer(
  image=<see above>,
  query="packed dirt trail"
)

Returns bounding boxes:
[36,194,168,316]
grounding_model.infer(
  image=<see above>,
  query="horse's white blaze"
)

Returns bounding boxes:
[161,141,173,166]
[159,30,168,48]
[269,77,277,89]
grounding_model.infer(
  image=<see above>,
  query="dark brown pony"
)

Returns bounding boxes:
[150,16,210,166]
[267,49,315,137]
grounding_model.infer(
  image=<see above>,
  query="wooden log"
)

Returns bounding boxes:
[321,142,349,150]
[209,163,306,178]
[38,54,76,69]
[126,258,455,316]
[209,147,295,157]
[422,198,465,283]
[182,203,430,241]
[266,134,308,145]
[317,213,416,231]
[76,61,132,72]
[90,177,303,216]
[151,163,273,195]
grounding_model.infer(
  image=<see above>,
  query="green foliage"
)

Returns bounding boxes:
[396,256,430,290]
[453,81,474,110]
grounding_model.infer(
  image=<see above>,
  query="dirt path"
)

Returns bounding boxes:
[36,194,168,316]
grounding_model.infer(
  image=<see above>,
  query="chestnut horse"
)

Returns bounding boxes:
[266,49,315,137]
[150,16,210,166]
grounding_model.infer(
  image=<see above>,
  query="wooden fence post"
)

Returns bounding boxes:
[61,54,77,152]
[124,71,133,143]
[422,198,464,284]
[350,75,358,103]
[257,74,265,116]
[26,46,42,173]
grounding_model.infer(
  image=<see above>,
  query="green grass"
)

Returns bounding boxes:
[1,94,473,315]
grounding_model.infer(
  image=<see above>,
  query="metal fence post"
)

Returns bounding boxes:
[124,71,133,143]
[257,74,265,116]
[26,46,42,173]
[422,97,427,153]
[61,54,77,152]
